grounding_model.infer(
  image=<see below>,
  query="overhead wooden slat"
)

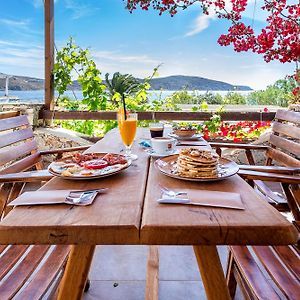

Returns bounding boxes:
[0,111,20,120]
[15,246,70,300]
[273,246,300,281]
[0,128,34,149]
[40,110,276,121]
[276,109,300,124]
[0,115,29,132]
[253,246,300,300]
[0,245,50,299]
[231,246,281,299]
[272,121,300,141]
[0,152,42,175]
[0,245,29,280]
[0,140,38,167]
[270,134,300,158]
[267,148,300,167]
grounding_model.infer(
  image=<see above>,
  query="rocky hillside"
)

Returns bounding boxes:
[0,73,252,91]
[148,75,252,91]
[0,74,44,91]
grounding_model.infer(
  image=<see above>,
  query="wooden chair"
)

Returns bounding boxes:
[211,109,300,214]
[0,111,89,299]
[225,178,300,300]
[210,109,300,299]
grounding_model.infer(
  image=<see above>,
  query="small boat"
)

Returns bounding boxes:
[0,95,20,102]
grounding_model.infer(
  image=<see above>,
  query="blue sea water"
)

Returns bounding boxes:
[0,89,253,104]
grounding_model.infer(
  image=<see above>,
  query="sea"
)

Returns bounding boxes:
[0,90,253,104]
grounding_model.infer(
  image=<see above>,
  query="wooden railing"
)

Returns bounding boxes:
[39,110,276,121]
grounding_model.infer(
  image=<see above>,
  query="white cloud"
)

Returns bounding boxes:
[91,50,160,77]
[185,14,215,36]
[0,18,30,28]
[64,0,98,19]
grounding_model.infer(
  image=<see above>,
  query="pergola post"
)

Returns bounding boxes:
[44,0,54,110]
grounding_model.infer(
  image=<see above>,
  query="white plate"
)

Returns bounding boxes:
[48,153,132,180]
[146,149,179,158]
[168,133,203,141]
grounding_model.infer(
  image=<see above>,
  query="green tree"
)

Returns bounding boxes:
[223,92,246,105]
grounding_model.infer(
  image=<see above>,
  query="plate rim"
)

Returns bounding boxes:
[168,133,203,140]
[48,152,132,180]
[154,154,239,182]
[146,148,179,158]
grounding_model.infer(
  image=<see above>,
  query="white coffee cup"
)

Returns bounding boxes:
[151,137,176,154]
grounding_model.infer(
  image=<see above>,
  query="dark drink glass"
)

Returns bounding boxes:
[149,123,164,138]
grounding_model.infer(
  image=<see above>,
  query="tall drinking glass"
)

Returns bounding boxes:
[118,111,138,160]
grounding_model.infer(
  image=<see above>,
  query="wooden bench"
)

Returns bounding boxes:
[0,111,89,299]
[211,109,300,213]
[211,109,300,299]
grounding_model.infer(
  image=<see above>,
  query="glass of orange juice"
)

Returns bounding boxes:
[118,111,138,160]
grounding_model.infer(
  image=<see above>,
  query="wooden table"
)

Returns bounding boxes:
[0,128,297,300]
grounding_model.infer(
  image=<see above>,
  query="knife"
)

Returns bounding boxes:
[157,198,244,210]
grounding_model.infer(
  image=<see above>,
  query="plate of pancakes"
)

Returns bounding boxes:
[155,148,239,181]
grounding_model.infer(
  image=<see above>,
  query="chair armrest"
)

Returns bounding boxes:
[238,169,300,184]
[239,165,300,175]
[39,145,90,155]
[0,170,53,183]
[210,142,269,151]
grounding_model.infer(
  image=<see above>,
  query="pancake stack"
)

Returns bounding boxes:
[177,148,219,178]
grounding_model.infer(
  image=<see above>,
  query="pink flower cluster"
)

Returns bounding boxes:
[126,0,300,64]
[202,120,271,143]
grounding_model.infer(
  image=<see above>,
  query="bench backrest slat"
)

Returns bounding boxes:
[267,110,300,166]
[0,115,42,174]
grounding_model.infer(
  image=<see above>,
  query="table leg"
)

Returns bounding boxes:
[193,245,231,300]
[145,246,159,300]
[57,245,96,300]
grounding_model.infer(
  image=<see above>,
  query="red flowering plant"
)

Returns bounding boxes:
[201,114,271,142]
[125,0,300,103]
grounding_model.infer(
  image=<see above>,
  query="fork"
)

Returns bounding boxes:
[160,186,187,197]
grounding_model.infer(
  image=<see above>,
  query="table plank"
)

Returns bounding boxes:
[141,161,298,245]
[0,129,150,245]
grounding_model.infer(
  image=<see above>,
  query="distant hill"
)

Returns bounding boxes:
[0,74,43,91]
[148,75,252,91]
[0,73,252,91]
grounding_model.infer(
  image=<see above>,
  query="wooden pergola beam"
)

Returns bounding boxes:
[44,0,54,110]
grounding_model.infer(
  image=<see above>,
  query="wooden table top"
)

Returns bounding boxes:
[0,128,297,246]
[141,161,297,245]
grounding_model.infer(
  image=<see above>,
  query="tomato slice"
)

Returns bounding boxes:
[81,159,109,170]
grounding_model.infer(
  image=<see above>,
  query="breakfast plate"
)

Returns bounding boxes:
[155,154,239,182]
[146,148,179,158]
[48,152,132,180]
[168,133,203,141]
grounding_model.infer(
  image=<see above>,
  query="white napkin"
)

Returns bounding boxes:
[158,189,244,210]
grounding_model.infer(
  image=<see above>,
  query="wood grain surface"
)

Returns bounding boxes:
[0,129,150,245]
[141,160,297,245]
[0,128,297,246]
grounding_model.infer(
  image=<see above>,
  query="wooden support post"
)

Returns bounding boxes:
[193,245,231,300]
[145,246,159,300]
[57,245,95,300]
[44,0,54,111]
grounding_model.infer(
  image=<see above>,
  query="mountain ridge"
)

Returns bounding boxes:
[0,74,252,91]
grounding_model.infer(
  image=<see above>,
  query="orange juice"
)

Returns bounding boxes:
[118,117,137,147]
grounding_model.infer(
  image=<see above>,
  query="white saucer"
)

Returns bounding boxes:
[168,133,202,141]
[146,149,178,158]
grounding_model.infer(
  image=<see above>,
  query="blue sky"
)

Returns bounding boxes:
[0,0,296,89]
